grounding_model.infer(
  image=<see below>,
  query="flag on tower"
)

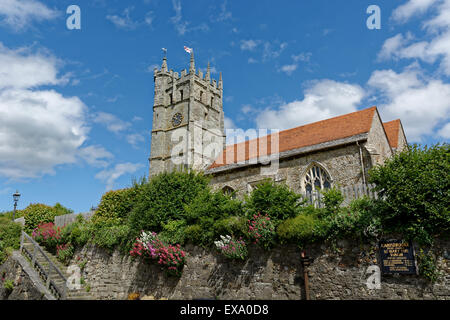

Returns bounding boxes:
[184,46,193,54]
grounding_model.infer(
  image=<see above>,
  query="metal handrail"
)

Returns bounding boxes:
[20,231,67,299]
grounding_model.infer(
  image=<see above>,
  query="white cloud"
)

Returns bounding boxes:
[391,0,437,23]
[144,11,154,26]
[93,112,131,133]
[224,116,236,129]
[262,42,287,61]
[170,0,208,35]
[126,133,145,148]
[0,0,58,31]
[256,79,365,130]
[211,0,232,22]
[382,0,450,75]
[0,43,66,89]
[79,145,114,167]
[279,64,297,75]
[292,52,312,63]
[0,88,89,179]
[95,162,143,190]
[106,7,138,30]
[0,43,116,179]
[437,122,450,138]
[368,66,450,142]
[240,40,260,51]
[241,105,254,115]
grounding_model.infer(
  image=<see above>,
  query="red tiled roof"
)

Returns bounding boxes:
[209,106,377,169]
[383,119,401,149]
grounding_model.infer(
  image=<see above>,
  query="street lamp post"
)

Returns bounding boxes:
[12,190,21,221]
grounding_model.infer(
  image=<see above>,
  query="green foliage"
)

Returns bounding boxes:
[53,203,74,216]
[213,216,247,239]
[0,210,21,220]
[3,279,14,292]
[92,180,144,224]
[56,243,75,265]
[277,207,327,246]
[0,218,22,264]
[89,221,131,251]
[321,187,344,217]
[184,224,203,244]
[127,171,209,238]
[369,143,450,244]
[184,188,244,246]
[247,213,276,250]
[159,220,187,245]
[417,249,441,283]
[0,217,22,250]
[22,203,70,234]
[245,180,304,224]
[61,215,92,248]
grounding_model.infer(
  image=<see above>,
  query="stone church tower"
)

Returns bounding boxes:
[149,52,226,177]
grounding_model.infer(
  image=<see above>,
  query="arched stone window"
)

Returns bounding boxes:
[222,186,236,199]
[302,163,332,193]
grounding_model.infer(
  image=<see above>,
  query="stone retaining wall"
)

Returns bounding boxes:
[70,238,450,300]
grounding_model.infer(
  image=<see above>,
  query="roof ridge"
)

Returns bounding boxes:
[224,106,377,148]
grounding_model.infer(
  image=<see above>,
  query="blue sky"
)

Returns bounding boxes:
[0,0,449,213]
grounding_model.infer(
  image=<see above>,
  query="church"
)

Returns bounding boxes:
[148,53,408,198]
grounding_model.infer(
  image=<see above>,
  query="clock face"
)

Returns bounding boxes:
[172,112,183,127]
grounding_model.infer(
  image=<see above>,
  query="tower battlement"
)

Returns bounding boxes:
[149,52,226,177]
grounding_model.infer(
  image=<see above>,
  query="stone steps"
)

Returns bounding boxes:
[21,238,95,300]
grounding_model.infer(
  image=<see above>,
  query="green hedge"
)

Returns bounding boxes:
[127,171,209,238]
[0,217,22,264]
[22,203,67,234]
[244,180,304,224]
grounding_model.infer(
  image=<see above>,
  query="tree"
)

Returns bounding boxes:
[369,143,450,244]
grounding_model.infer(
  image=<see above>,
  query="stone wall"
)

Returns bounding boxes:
[69,238,449,300]
[0,251,54,300]
[209,143,370,198]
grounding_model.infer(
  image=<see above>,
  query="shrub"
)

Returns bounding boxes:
[32,222,63,254]
[245,180,304,224]
[277,209,326,246]
[92,179,144,224]
[247,213,275,250]
[214,235,247,260]
[53,203,74,216]
[184,188,244,246]
[22,203,68,234]
[0,218,22,250]
[369,143,450,244]
[90,222,130,251]
[213,216,247,239]
[130,231,160,260]
[127,171,209,239]
[417,249,442,283]
[130,231,186,277]
[56,243,74,265]
[159,220,187,245]
[321,187,344,217]
[157,244,186,277]
[184,224,203,244]
[61,215,92,248]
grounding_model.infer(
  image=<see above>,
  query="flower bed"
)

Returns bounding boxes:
[130,231,186,277]
[214,235,247,260]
